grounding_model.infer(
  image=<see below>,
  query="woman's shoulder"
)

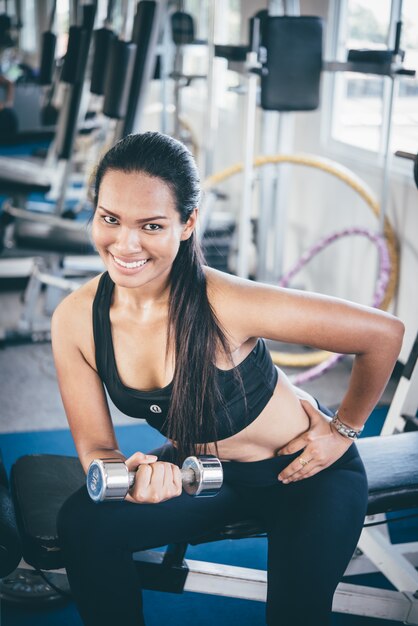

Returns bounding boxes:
[204,265,248,291]
[51,273,103,356]
[54,272,102,317]
[203,265,281,302]
[203,266,268,345]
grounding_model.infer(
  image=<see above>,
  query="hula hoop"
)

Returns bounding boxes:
[270,226,391,384]
[203,154,399,372]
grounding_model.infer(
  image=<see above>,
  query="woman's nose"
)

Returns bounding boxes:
[116,227,143,251]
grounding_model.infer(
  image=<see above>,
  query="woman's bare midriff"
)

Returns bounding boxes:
[177,369,317,463]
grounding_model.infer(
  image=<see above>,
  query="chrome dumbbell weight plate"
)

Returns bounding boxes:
[182,455,223,496]
[87,458,133,502]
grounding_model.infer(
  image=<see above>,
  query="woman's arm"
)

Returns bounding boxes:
[51,292,179,503]
[207,269,405,430]
[51,295,125,473]
[208,269,404,483]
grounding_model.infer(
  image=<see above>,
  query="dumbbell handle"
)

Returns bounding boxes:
[126,467,196,489]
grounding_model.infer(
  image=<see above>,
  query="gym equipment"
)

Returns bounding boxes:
[168,8,205,149]
[0,2,102,325]
[171,11,194,46]
[0,11,15,49]
[0,1,97,216]
[395,150,418,189]
[56,4,96,161]
[327,18,415,236]
[261,16,323,112]
[92,0,137,120]
[210,6,415,282]
[21,1,60,130]
[90,26,115,96]
[0,105,18,144]
[120,0,161,138]
[0,202,99,346]
[38,1,57,86]
[87,455,223,502]
[0,449,21,578]
[102,38,137,120]
[204,154,399,373]
[90,0,116,96]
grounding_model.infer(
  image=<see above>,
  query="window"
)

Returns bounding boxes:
[324,0,418,163]
[393,0,418,154]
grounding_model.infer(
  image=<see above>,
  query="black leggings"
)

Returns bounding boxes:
[57,416,368,626]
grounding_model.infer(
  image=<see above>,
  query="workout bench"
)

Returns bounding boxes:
[2,335,418,622]
[0,427,415,622]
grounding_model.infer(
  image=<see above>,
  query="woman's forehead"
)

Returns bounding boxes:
[99,170,176,212]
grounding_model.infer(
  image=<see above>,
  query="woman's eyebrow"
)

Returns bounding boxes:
[97,206,169,222]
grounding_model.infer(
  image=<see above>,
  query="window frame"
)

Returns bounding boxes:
[320,0,416,182]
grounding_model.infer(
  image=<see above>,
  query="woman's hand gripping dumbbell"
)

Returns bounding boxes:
[87,452,223,503]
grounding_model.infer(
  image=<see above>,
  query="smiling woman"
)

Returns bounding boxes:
[92,170,193,285]
[51,131,404,626]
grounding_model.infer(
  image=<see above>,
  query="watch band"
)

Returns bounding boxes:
[331,412,363,440]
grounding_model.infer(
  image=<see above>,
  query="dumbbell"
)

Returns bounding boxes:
[87,455,223,502]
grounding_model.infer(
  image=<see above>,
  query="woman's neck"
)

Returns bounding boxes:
[111,273,171,314]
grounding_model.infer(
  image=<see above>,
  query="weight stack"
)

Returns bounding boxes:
[201,214,235,274]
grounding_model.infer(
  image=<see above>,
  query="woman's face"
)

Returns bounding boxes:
[92,170,197,289]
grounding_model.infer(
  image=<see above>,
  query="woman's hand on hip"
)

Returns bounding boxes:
[124,451,183,504]
[276,399,353,484]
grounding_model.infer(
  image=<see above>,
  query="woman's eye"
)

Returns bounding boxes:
[144,224,162,231]
[103,215,118,225]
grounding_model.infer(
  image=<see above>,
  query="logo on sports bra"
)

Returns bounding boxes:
[150,404,162,414]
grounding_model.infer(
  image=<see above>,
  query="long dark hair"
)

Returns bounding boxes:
[93,132,235,463]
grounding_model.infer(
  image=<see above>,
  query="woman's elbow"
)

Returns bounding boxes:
[393,318,405,351]
[380,315,405,355]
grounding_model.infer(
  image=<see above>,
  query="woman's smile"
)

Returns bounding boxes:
[110,253,151,273]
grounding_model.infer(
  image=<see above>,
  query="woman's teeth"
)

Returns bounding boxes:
[113,256,149,269]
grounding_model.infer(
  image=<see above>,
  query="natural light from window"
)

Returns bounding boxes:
[331,0,418,156]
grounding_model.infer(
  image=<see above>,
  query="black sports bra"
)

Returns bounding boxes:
[92,272,278,443]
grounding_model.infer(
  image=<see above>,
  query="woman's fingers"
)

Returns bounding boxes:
[125,451,158,471]
[276,435,307,456]
[278,434,352,484]
[130,461,182,503]
[123,452,182,503]
[278,453,318,483]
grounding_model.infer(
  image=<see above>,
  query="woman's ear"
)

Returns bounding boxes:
[180,208,198,241]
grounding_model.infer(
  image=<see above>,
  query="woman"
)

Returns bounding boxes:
[52,132,404,626]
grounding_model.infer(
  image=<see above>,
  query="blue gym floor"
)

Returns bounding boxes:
[1,408,417,626]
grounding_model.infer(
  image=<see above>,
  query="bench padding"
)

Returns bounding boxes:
[357,432,418,515]
[14,220,95,254]
[0,157,51,195]
[11,455,84,569]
